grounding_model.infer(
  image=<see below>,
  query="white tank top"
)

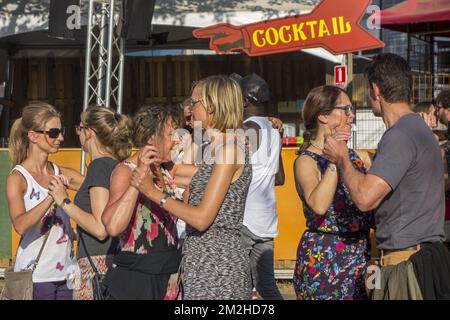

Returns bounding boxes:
[13,164,76,283]
[243,116,281,238]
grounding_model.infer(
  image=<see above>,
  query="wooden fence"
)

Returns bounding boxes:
[8,52,330,146]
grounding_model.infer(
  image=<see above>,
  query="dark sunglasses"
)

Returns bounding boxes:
[34,127,65,138]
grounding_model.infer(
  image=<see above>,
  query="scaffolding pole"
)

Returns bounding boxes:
[81,0,125,174]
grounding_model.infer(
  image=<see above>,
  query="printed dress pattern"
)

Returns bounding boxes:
[293,149,373,300]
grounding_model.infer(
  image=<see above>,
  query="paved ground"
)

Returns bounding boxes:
[0,278,296,300]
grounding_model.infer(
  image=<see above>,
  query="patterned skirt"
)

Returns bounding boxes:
[293,230,371,300]
[73,255,111,300]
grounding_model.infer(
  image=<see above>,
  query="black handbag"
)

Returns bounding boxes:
[79,232,107,300]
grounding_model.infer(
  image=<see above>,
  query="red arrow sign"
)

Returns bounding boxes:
[193,0,384,56]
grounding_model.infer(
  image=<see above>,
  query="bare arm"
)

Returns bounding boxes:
[6,172,54,236]
[60,166,85,191]
[102,164,140,237]
[48,177,109,240]
[170,163,198,189]
[132,144,244,231]
[338,152,391,211]
[294,155,338,216]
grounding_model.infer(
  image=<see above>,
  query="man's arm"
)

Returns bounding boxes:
[338,150,392,212]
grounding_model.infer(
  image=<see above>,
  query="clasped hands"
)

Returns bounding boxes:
[47,174,71,207]
[130,145,161,196]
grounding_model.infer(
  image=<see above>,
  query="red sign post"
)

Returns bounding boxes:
[193,0,384,56]
[334,65,347,87]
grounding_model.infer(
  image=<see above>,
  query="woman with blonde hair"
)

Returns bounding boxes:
[131,75,253,300]
[293,85,373,300]
[47,105,133,300]
[6,102,81,300]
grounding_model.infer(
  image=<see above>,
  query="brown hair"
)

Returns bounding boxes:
[132,104,180,148]
[9,102,61,166]
[80,105,133,161]
[412,101,433,114]
[298,85,347,154]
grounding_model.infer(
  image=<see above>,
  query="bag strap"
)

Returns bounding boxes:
[79,230,101,276]
[32,209,56,272]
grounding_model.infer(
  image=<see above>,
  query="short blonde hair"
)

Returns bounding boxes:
[194,75,244,132]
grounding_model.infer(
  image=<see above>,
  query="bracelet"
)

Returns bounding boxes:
[159,194,170,207]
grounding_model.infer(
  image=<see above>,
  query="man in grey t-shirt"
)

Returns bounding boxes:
[323,53,445,266]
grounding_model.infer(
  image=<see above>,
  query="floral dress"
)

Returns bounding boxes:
[105,162,182,300]
[293,149,373,300]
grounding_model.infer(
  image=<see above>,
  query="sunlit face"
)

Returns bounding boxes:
[32,116,64,154]
[326,92,355,132]
[149,118,180,163]
[190,86,209,127]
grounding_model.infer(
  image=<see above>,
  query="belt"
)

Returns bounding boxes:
[380,242,434,255]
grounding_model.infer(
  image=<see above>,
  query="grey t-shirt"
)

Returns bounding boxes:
[369,113,445,250]
[74,157,119,259]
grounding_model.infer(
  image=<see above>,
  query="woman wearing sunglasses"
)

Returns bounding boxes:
[293,85,373,300]
[46,105,133,300]
[6,102,82,300]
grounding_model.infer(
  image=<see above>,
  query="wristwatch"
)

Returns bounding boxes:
[159,194,170,207]
[60,197,71,209]
[328,164,337,172]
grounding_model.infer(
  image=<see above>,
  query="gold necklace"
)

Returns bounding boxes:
[309,140,323,151]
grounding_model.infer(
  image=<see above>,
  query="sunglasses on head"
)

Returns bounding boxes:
[34,127,65,138]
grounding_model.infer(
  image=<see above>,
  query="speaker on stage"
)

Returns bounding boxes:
[48,0,80,40]
[121,0,156,41]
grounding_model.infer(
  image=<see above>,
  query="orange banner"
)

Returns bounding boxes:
[193,0,384,56]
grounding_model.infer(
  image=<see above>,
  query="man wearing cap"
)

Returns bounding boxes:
[233,73,285,300]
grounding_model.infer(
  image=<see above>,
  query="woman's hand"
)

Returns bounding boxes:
[57,174,71,187]
[268,117,283,132]
[132,145,161,196]
[130,166,156,196]
[48,176,69,207]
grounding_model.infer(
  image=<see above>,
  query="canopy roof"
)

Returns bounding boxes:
[0,0,343,63]
[380,0,450,36]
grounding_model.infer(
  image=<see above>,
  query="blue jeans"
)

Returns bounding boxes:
[240,225,283,300]
[33,280,72,300]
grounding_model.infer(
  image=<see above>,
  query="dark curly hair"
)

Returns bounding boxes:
[132,104,182,148]
[436,89,450,109]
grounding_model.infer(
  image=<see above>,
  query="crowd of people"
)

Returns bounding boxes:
[4,53,450,300]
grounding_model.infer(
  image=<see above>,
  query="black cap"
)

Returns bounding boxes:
[240,73,271,104]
